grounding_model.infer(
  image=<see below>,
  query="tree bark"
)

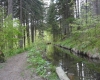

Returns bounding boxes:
[31,19,34,43]
[19,0,23,48]
[26,17,30,45]
[8,0,13,50]
[8,0,13,16]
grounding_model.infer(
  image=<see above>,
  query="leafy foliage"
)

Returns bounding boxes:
[27,39,59,80]
[60,13,100,53]
[0,15,24,57]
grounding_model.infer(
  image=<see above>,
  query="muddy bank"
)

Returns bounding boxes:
[54,44,100,60]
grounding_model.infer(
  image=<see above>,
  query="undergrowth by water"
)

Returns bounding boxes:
[58,27,100,55]
[27,40,59,80]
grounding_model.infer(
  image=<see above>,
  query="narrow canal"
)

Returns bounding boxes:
[46,45,100,80]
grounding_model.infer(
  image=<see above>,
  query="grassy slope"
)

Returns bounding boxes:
[57,27,100,55]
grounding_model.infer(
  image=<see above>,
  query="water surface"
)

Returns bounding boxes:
[46,45,100,80]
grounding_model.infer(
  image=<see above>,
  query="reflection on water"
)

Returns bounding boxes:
[46,45,100,80]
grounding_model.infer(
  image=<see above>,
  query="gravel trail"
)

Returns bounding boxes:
[0,52,44,80]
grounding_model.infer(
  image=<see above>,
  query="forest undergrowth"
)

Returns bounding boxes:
[27,39,59,80]
[58,25,100,56]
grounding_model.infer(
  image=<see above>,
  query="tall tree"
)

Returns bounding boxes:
[8,0,14,50]
[8,0,13,16]
[19,0,23,48]
[55,0,74,36]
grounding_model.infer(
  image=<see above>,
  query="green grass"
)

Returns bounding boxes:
[27,40,59,80]
[3,45,33,58]
[0,65,3,69]
[59,27,100,55]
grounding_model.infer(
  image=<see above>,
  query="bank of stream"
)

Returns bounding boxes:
[46,44,100,80]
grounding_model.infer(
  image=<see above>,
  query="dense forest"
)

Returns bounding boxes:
[0,0,100,80]
[0,0,44,55]
[0,0,100,55]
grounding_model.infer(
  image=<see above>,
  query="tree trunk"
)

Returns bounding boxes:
[85,0,87,24]
[31,19,34,43]
[8,0,13,16]
[19,0,23,48]
[23,25,26,48]
[77,0,80,18]
[8,0,13,50]
[26,18,30,45]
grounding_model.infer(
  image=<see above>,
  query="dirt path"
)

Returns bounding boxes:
[0,52,44,80]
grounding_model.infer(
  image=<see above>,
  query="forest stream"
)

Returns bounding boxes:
[46,45,100,80]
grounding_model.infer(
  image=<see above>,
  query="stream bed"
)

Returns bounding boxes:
[46,45,100,80]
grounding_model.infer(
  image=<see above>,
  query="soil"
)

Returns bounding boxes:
[0,52,44,80]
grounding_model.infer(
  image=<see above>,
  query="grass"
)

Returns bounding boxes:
[3,45,33,58]
[0,65,3,69]
[27,39,59,80]
[59,26,100,55]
